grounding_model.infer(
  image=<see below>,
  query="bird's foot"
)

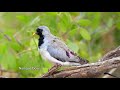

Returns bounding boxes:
[48,64,62,74]
[41,64,62,78]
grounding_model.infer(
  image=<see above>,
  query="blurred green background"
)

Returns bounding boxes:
[0,12,120,78]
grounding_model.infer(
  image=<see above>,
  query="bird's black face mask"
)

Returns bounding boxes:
[36,28,43,37]
[36,28,44,47]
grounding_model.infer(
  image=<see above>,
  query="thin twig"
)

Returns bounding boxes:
[0,30,11,41]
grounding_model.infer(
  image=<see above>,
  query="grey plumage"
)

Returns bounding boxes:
[36,26,88,66]
[47,37,87,64]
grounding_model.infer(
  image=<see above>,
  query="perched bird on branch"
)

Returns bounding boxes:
[33,26,88,68]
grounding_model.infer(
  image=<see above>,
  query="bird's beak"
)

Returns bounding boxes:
[32,32,36,36]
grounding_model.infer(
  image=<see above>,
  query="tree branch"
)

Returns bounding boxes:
[42,46,120,78]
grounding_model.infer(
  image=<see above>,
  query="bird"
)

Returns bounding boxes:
[33,26,89,67]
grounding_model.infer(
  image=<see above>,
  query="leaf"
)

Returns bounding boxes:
[78,19,91,26]
[69,26,79,38]
[69,28,78,36]
[29,16,40,26]
[87,12,101,29]
[91,12,101,29]
[79,28,91,40]
[66,40,79,53]
[58,12,72,28]
[39,13,57,30]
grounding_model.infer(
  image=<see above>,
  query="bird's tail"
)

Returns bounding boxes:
[78,56,89,65]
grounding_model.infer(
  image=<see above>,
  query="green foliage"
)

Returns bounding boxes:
[79,27,91,41]
[78,19,91,27]
[0,12,120,77]
[67,40,79,53]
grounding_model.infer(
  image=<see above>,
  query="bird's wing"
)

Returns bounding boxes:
[47,37,88,64]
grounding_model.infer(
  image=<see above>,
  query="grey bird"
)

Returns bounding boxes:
[34,26,89,66]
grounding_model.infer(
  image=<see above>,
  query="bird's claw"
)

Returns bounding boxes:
[48,64,61,74]
[42,64,62,78]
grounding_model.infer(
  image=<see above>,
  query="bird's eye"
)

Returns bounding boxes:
[36,28,43,35]
[36,28,43,32]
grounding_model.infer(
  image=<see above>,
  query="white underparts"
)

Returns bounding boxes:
[39,48,81,66]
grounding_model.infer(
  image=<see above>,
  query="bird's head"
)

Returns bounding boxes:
[33,26,51,37]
